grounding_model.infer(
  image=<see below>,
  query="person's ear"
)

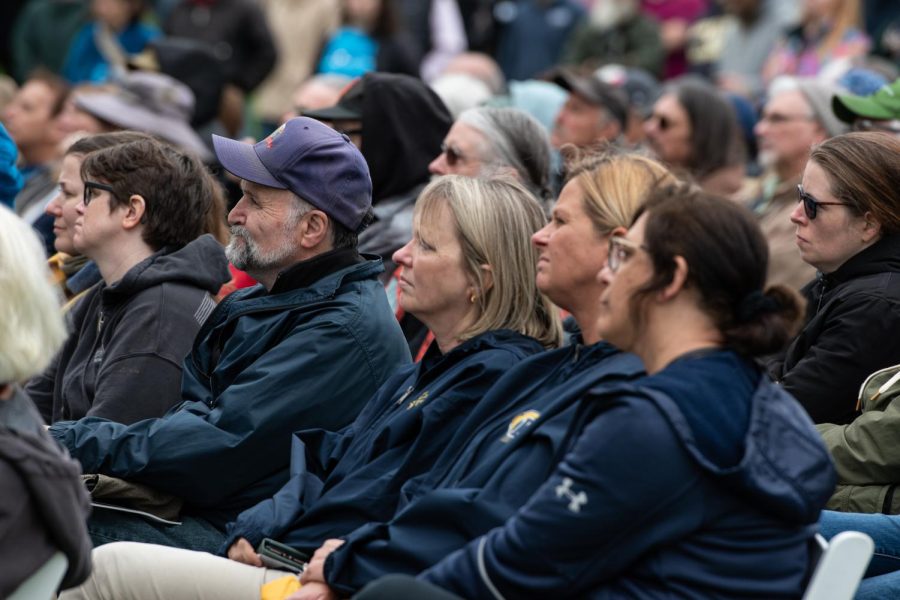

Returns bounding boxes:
[861,211,882,244]
[299,210,330,249]
[121,194,147,230]
[479,264,494,294]
[659,255,689,301]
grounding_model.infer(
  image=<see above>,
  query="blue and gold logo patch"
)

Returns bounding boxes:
[500,409,541,443]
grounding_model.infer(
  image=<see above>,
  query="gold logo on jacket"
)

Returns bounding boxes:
[501,410,541,442]
[407,391,429,410]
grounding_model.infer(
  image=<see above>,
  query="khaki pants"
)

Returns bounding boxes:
[60,542,295,600]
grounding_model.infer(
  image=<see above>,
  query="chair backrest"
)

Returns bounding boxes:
[803,531,874,600]
[8,551,68,600]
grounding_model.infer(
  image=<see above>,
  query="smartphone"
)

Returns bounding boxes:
[257,538,309,573]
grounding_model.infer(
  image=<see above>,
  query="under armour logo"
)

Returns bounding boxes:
[555,477,587,513]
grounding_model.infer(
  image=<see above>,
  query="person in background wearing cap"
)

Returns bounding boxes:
[595,64,661,146]
[833,77,900,138]
[1,69,69,255]
[740,76,848,291]
[304,72,452,286]
[47,117,410,553]
[644,77,746,197]
[550,68,630,152]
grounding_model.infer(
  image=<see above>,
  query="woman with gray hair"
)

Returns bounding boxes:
[429,106,552,203]
[0,205,92,596]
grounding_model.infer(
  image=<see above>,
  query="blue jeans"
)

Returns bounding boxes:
[89,507,226,554]
[819,510,900,599]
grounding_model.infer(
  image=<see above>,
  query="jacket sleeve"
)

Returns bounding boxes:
[220,428,350,552]
[817,394,900,485]
[24,351,62,424]
[418,396,703,599]
[322,403,596,595]
[778,295,900,424]
[49,320,387,507]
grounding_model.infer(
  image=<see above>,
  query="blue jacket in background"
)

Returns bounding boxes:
[50,256,411,528]
[421,350,837,599]
[323,340,645,594]
[63,22,160,83]
[220,329,546,554]
[0,123,23,209]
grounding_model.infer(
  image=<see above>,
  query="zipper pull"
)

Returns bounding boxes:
[395,386,414,405]
[97,311,105,334]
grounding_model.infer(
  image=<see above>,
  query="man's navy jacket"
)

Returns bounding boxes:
[50,253,411,527]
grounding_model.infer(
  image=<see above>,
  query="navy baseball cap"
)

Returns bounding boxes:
[212,117,373,231]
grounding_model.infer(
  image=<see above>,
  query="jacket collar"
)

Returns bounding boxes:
[820,234,900,288]
[270,248,365,295]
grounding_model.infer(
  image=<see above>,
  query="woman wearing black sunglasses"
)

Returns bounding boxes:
[769,132,900,425]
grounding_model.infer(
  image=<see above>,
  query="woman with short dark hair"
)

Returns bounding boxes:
[26,136,230,426]
[769,131,900,424]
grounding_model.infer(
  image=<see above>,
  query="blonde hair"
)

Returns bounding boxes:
[416,175,563,348]
[564,149,679,235]
[0,205,68,383]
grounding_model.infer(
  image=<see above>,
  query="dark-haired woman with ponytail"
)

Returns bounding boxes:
[359,185,838,599]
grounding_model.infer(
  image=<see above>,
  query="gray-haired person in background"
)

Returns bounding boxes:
[429,106,552,206]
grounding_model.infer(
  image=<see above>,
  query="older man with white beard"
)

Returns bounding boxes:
[739,76,848,291]
[49,117,410,554]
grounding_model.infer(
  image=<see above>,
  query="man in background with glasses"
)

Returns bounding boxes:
[739,76,847,292]
[833,78,900,139]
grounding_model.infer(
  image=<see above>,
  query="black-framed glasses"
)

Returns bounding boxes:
[759,112,816,125]
[796,184,848,220]
[440,142,466,167]
[607,235,648,273]
[83,181,115,206]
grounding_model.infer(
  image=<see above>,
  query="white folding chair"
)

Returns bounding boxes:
[803,531,874,600]
[8,551,68,600]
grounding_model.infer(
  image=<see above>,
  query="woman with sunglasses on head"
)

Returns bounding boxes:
[362,185,835,600]
[25,136,230,426]
[768,132,900,425]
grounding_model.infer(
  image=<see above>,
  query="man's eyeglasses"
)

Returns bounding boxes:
[83,181,116,207]
[607,235,648,273]
[796,184,848,220]
[440,142,467,167]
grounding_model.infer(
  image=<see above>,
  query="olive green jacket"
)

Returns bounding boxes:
[818,364,900,513]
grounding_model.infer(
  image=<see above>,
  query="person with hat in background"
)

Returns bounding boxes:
[595,64,661,146]
[833,77,900,138]
[740,76,848,291]
[73,70,213,162]
[46,117,410,553]
[550,68,630,151]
